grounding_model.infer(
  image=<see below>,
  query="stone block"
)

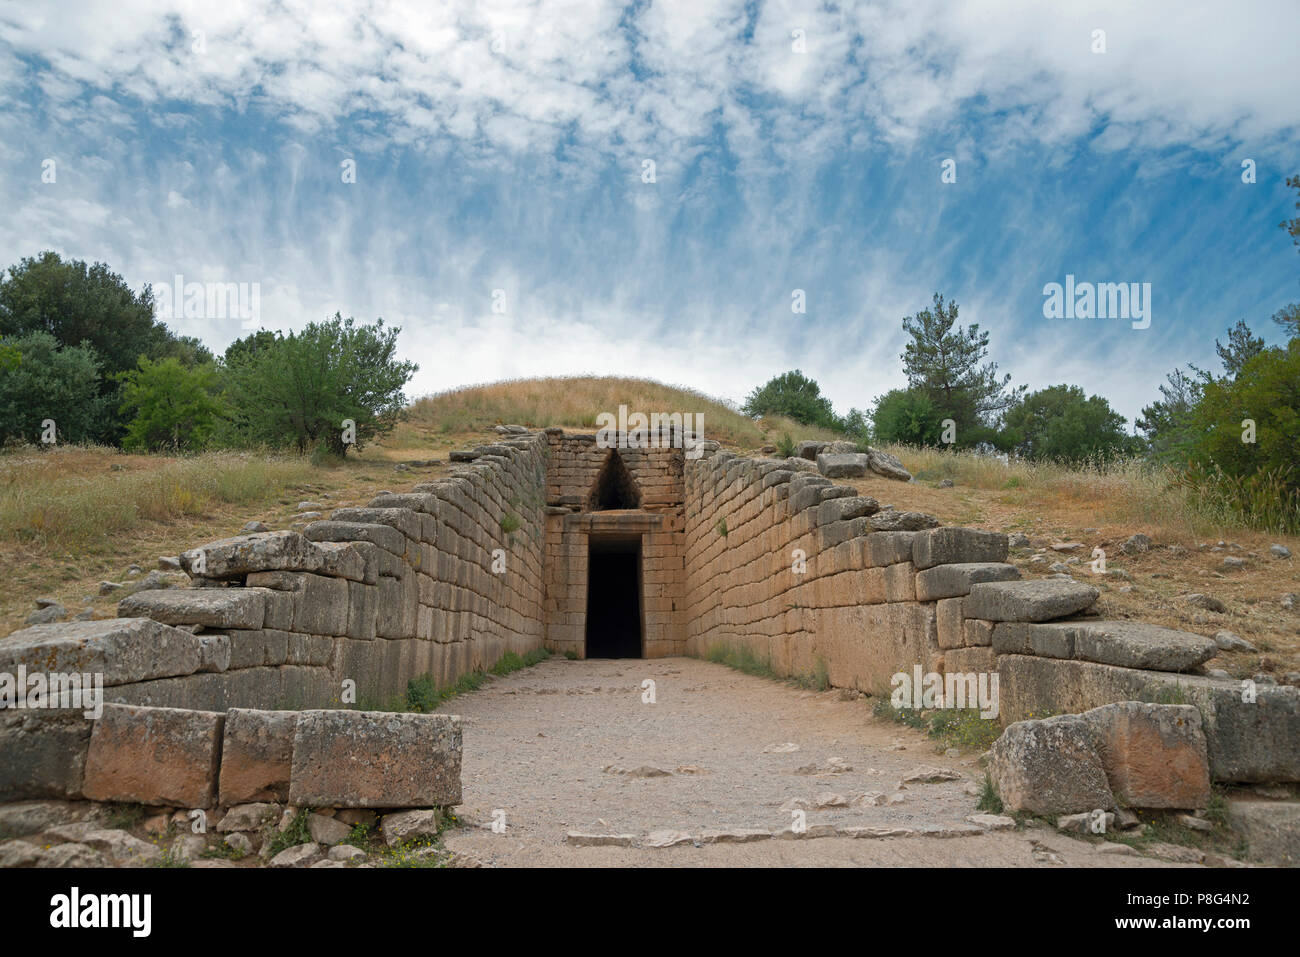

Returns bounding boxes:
[217,708,297,804]
[117,588,268,630]
[915,562,1021,601]
[992,620,1216,672]
[912,527,1009,570]
[989,713,1114,815]
[82,704,224,808]
[180,530,327,579]
[0,617,202,686]
[289,710,462,808]
[1080,702,1211,809]
[965,579,1098,622]
[0,710,91,801]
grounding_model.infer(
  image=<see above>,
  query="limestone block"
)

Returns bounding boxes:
[912,527,1009,570]
[218,708,297,804]
[83,704,224,808]
[289,710,462,808]
[915,562,1021,601]
[965,579,1098,622]
[118,587,269,630]
[0,710,91,801]
[0,617,202,686]
[992,620,1216,672]
[180,530,326,578]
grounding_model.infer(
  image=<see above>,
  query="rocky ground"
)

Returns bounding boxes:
[1,657,1288,868]
[434,657,1252,867]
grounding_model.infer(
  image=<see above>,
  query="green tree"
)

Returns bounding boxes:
[221,314,416,455]
[1200,319,1266,380]
[741,370,838,429]
[0,332,107,444]
[117,357,225,452]
[871,388,945,446]
[1136,368,1203,462]
[1000,384,1140,463]
[0,251,167,377]
[1186,340,1300,488]
[899,293,1023,445]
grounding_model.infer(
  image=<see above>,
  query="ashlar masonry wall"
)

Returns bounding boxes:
[3,432,552,714]
[541,430,687,657]
[681,445,1300,784]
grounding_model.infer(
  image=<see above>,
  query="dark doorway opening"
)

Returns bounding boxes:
[585,538,642,658]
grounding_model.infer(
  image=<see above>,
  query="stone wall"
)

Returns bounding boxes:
[541,431,687,656]
[681,446,1300,784]
[2,432,550,716]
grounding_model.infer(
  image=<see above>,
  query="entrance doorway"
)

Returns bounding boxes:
[585,538,642,658]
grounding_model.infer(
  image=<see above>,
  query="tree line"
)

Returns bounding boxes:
[741,175,1300,515]
[0,251,416,459]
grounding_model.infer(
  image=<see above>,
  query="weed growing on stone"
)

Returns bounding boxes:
[147,847,190,868]
[342,823,373,849]
[775,433,796,458]
[500,512,522,534]
[564,649,579,660]
[266,809,313,857]
[201,839,246,861]
[977,774,1003,814]
[715,516,728,537]
[106,803,146,831]
[707,642,829,691]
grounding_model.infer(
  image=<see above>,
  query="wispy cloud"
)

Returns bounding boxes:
[2,0,1297,423]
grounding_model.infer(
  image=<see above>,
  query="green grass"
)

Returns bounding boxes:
[200,838,247,861]
[105,803,146,831]
[399,648,551,713]
[500,512,521,534]
[705,641,829,691]
[715,516,728,537]
[871,699,1003,753]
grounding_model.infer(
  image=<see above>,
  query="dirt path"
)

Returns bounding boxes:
[438,657,1188,867]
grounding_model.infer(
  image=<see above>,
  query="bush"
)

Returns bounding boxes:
[872,388,944,446]
[742,370,839,429]
[117,357,224,452]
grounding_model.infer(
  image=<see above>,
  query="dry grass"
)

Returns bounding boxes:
[2,380,1295,677]
[408,375,842,450]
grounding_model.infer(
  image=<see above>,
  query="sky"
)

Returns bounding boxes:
[2,0,1298,426]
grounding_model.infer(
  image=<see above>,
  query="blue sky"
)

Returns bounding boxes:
[2,0,1298,425]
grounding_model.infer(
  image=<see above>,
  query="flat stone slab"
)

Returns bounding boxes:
[117,588,268,630]
[916,562,1022,601]
[993,620,1217,672]
[0,617,202,687]
[965,579,1099,622]
[1227,799,1300,867]
[289,710,462,808]
[565,832,637,847]
[82,704,224,808]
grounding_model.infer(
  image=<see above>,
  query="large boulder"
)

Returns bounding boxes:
[866,447,912,481]
[988,713,1114,815]
[815,452,870,479]
[1079,702,1212,809]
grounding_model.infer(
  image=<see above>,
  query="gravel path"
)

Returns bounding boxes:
[438,657,1188,867]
